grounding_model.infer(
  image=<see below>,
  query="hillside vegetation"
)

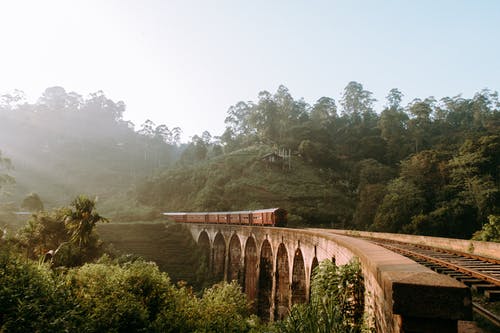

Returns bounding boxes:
[1,83,499,239]
[0,87,181,220]
[138,144,352,227]
[138,83,500,239]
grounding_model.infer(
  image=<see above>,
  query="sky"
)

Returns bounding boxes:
[0,0,499,140]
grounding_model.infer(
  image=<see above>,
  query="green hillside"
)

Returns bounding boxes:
[137,144,353,227]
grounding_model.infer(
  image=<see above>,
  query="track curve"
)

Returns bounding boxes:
[365,238,500,329]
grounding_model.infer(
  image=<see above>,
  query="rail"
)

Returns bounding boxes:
[366,238,500,329]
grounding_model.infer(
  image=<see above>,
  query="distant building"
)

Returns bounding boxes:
[261,149,291,170]
[261,152,283,164]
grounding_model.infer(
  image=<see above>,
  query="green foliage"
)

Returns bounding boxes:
[3,83,500,238]
[472,215,500,242]
[66,259,177,332]
[135,83,499,236]
[403,202,477,238]
[0,249,76,332]
[195,281,254,333]
[373,178,426,232]
[340,81,376,123]
[20,192,44,212]
[138,145,353,227]
[373,135,498,238]
[65,195,108,248]
[0,149,14,193]
[276,259,366,333]
[16,195,107,266]
[0,245,261,333]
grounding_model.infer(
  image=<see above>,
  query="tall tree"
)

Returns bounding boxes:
[340,81,376,123]
[0,150,14,192]
[379,89,410,164]
[407,98,434,153]
[310,97,337,128]
[448,135,500,222]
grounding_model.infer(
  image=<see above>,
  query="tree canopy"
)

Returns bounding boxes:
[140,82,499,239]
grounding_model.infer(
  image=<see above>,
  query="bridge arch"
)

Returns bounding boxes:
[309,256,319,298]
[244,236,258,310]
[291,247,307,305]
[197,231,211,271]
[257,239,273,321]
[213,232,226,281]
[228,233,242,283]
[274,243,290,320]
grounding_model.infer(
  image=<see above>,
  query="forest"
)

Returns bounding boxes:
[1,82,499,240]
[138,83,500,240]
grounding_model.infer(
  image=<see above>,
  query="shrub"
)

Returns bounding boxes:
[276,259,366,333]
[0,249,75,332]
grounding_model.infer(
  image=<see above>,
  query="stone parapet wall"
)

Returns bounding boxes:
[306,229,471,333]
[330,229,500,260]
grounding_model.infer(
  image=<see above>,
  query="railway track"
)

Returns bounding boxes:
[367,238,500,329]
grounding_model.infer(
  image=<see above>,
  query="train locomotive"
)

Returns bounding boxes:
[162,208,287,227]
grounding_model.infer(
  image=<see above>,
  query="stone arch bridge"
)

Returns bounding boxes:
[186,224,471,333]
[97,223,477,333]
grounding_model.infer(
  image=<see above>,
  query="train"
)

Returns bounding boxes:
[162,208,287,227]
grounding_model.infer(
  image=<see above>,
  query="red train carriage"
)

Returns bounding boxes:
[162,208,287,227]
[207,212,219,224]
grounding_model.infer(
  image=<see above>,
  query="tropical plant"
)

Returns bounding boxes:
[65,195,108,248]
[277,259,367,333]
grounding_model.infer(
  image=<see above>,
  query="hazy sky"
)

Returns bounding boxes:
[0,0,499,140]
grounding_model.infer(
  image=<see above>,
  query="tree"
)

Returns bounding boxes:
[373,178,426,232]
[0,150,14,192]
[407,98,435,153]
[37,86,71,111]
[180,135,209,163]
[340,81,376,123]
[379,89,411,164]
[400,150,448,205]
[310,97,337,129]
[448,135,500,223]
[472,215,500,242]
[83,90,125,123]
[385,88,404,110]
[65,195,108,248]
[0,89,26,110]
[225,101,254,136]
[21,193,44,212]
[352,159,394,229]
[251,90,280,143]
[138,119,156,138]
[18,208,70,259]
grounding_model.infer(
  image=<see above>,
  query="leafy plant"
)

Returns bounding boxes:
[276,259,367,333]
[472,215,500,242]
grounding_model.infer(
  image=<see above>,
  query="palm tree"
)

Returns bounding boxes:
[65,195,108,248]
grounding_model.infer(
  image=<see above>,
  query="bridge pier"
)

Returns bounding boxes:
[244,237,258,310]
[258,239,274,321]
